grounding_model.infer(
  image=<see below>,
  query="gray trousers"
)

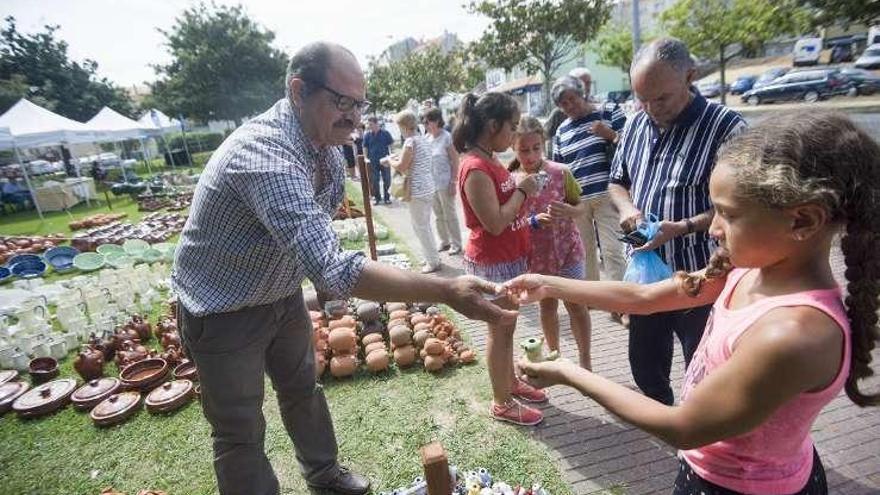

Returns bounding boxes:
[178,290,339,495]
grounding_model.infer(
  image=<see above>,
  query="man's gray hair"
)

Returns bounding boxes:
[285,42,355,99]
[569,67,592,80]
[631,37,694,74]
[551,75,585,105]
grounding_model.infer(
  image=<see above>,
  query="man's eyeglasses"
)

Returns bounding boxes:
[313,82,370,113]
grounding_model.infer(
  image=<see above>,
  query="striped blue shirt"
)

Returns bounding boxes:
[609,91,746,272]
[171,99,367,316]
[553,107,626,199]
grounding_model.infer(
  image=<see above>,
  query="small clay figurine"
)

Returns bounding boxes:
[519,336,559,362]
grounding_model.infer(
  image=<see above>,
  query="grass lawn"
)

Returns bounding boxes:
[0,178,589,495]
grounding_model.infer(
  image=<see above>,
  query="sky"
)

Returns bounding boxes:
[2,0,491,89]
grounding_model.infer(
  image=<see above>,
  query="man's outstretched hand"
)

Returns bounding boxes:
[445,276,518,325]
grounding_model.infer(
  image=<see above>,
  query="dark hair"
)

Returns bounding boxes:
[452,92,520,153]
[678,111,880,407]
[367,116,378,124]
[424,108,444,127]
[286,42,355,98]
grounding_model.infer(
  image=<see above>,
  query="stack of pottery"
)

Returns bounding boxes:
[326,303,358,378]
[311,310,330,377]
[385,303,417,368]
[356,302,389,373]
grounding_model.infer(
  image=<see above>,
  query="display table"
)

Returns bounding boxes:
[33,178,97,212]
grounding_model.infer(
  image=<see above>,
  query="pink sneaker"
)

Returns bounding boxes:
[512,378,548,403]
[490,399,544,426]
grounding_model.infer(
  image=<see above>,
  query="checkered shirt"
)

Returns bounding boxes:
[171,98,366,316]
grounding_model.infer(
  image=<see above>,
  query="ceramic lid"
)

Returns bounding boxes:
[0,369,18,385]
[90,391,141,426]
[71,377,121,411]
[145,379,193,413]
[12,378,77,418]
[0,381,30,414]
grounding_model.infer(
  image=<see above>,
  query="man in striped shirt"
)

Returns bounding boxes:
[608,38,746,405]
[552,75,628,285]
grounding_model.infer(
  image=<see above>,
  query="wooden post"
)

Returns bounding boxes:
[356,154,378,261]
[421,441,452,495]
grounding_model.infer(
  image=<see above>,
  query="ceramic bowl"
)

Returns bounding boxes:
[95,244,124,256]
[10,259,47,279]
[28,357,60,384]
[73,252,105,272]
[44,246,80,273]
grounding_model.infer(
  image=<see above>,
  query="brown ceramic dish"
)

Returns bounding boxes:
[71,377,121,411]
[120,358,169,391]
[173,360,198,381]
[28,357,59,384]
[12,378,77,418]
[145,379,194,414]
[0,381,30,415]
[90,391,142,427]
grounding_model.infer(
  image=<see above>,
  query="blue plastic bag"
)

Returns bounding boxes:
[623,214,674,284]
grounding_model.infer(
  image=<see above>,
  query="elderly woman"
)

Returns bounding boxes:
[551,75,627,290]
[423,108,463,255]
[388,110,441,273]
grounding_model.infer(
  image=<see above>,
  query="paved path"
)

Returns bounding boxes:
[365,195,880,495]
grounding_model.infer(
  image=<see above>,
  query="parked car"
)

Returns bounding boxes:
[793,36,823,66]
[730,75,757,95]
[839,67,880,95]
[696,79,724,98]
[741,68,853,105]
[854,43,880,69]
[752,67,790,90]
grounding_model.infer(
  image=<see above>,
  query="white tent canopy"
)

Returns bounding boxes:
[138,109,182,132]
[0,127,13,150]
[0,99,104,149]
[86,106,154,141]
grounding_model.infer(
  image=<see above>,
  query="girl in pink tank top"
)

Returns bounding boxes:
[501,111,880,494]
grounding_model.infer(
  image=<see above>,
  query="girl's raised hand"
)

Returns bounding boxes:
[501,273,549,304]
[536,212,553,227]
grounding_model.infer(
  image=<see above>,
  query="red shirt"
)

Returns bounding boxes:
[458,153,530,264]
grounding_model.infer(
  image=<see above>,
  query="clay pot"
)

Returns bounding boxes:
[359,319,384,337]
[161,346,185,367]
[424,354,445,372]
[410,314,431,326]
[356,302,381,322]
[459,350,476,364]
[315,353,327,377]
[329,354,358,378]
[364,342,386,355]
[389,309,410,322]
[328,328,357,353]
[328,316,356,330]
[155,318,178,339]
[385,302,408,313]
[365,349,389,372]
[393,345,417,368]
[74,347,105,382]
[120,358,170,391]
[424,338,445,356]
[386,318,409,330]
[28,357,59,384]
[389,325,413,347]
[115,341,149,369]
[361,333,384,346]
[413,322,433,333]
[161,331,181,350]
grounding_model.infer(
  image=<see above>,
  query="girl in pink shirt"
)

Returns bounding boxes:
[503,111,879,494]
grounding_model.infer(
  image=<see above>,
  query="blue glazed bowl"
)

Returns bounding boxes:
[5,253,42,268]
[0,267,11,284]
[44,246,80,272]
[10,258,47,278]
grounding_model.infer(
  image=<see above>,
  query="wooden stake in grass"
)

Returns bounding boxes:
[356,153,378,261]
[420,441,451,495]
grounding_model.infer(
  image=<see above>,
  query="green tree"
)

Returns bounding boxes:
[0,16,134,120]
[796,0,880,29]
[468,0,612,112]
[591,23,637,85]
[149,3,287,125]
[366,46,485,114]
[661,0,809,105]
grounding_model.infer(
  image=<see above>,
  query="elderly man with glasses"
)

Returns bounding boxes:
[171,42,515,495]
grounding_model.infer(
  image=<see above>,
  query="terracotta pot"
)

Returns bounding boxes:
[173,360,198,381]
[128,315,152,343]
[385,302,408,313]
[71,377,121,411]
[327,316,356,330]
[365,349,389,372]
[356,302,381,322]
[424,354,445,372]
[361,333,384,347]
[424,338,444,356]
[364,342,386,355]
[160,330,181,350]
[389,309,410,322]
[389,325,413,347]
[393,345,417,368]
[329,354,357,378]
[145,379,194,414]
[74,347,105,382]
[328,328,357,353]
